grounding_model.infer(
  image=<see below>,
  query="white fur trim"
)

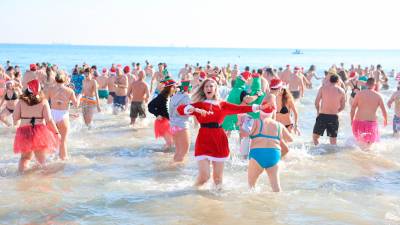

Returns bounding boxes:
[252,104,260,112]
[204,99,219,105]
[183,105,194,115]
[195,155,229,162]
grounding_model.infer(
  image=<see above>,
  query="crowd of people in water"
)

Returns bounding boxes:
[0,60,399,192]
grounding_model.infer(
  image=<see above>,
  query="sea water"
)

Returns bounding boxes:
[0,44,399,224]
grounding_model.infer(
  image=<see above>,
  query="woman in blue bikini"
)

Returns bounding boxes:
[248,108,293,192]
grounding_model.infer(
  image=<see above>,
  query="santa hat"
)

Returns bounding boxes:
[30,64,37,71]
[123,66,130,73]
[349,71,357,78]
[27,79,40,96]
[162,76,176,87]
[110,67,117,73]
[180,80,192,92]
[270,78,283,89]
[102,68,108,74]
[241,71,251,80]
[199,71,206,80]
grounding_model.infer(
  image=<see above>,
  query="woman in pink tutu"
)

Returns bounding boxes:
[148,76,176,150]
[13,79,60,173]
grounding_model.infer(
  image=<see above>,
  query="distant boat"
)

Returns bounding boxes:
[292,49,303,55]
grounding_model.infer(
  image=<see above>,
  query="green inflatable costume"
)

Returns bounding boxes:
[222,76,247,131]
[248,74,265,119]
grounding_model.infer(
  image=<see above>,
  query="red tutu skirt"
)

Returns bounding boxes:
[154,117,172,139]
[13,124,59,154]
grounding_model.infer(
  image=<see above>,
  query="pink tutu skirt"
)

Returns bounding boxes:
[13,124,59,154]
[154,117,172,139]
[352,120,379,144]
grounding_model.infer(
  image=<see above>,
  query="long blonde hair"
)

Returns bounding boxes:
[191,78,219,103]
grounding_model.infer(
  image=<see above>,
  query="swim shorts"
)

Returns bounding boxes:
[393,115,400,133]
[313,113,339,138]
[130,101,146,118]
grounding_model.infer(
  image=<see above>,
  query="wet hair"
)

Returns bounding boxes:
[377,64,382,69]
[6,66,14,72]
[308,65,316,72]
[160,85,175,98]
[338,71,347,82]
[20,88,43,106]
[91,65,97,70]
[55,72,66,83]
[84,68,90,74]
[245,66,250,71]
[14,71,21,78]
[367,78,375,86]
[46,67,53,82]
[191,78,219,103]
[278,67,283,72]
[136,63,140,66]
[330,74,339,83]
[72,68,79,75]
[281,88,294,108]
[257,69,263,74]
[324,70,328,76]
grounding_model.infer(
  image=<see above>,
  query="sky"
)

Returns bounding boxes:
[0,0,399,49]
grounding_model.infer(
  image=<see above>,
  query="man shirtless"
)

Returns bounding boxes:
[288,67,305,100]
[313,75,346,145]
[127,71,150,128]
[231,64,239,87]
[351,78,387,149]
[107,67,117,104]
[279,64,292,84]
[96,68,109,100]
[387,84,400,136]
[150,63,164,95]
[178,64,190,80]
[373,64,385,91]
[144,61,154,78]
[81,68,101,127]
[113,68,129,114]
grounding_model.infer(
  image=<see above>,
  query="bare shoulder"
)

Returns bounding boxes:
[336,86,345,94]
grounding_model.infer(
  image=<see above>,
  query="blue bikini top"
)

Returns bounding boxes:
[249,119,281,141]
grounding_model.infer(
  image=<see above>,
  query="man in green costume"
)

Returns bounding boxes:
[248,69,266,119]
[222,75,248,131]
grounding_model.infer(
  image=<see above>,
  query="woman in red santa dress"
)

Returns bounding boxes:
[177,78,271,187]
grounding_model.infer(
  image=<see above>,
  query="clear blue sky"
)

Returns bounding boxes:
[0,0,399,49]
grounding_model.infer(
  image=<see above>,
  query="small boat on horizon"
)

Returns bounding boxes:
[292,49,303,54]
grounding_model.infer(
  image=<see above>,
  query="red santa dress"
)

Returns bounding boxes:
[177,100,258,161]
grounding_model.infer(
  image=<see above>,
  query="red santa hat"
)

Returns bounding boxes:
[123,66,130,73]
[270,78,283,89]
[110,67,117,73]
[102,68,108,73]
[27,79,40,95]
[30,64,37,71]
[199,71,206,79]
[241,71,251,80]
[349,71,357,78]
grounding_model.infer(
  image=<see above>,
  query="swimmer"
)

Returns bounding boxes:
[247,106,293,192]
[81,68,101,127]
[313,74,345,145]
[46,71,78,160]
[387,84,400,136]
[127,71,150,128]
[350,78,387,150]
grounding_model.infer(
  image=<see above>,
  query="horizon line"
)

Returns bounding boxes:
[1,42,400,51]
